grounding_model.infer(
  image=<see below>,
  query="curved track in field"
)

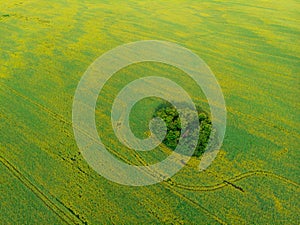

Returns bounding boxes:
[167,170,299,192]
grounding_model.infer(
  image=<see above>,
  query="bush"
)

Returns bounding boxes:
[153,103,215,157]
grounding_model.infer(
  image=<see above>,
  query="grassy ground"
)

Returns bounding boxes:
[0,0,299,224]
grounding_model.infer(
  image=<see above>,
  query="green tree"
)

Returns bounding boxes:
[153,103,216,157]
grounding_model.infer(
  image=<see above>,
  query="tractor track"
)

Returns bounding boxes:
[1,83,227,224]
[0,155,86,225]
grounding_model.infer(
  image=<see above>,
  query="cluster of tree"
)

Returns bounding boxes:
[153,102,216,157]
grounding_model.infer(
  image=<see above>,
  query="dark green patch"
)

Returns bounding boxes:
[153,102,216,157]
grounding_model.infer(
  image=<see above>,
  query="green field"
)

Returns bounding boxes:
[1,0,299,224]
